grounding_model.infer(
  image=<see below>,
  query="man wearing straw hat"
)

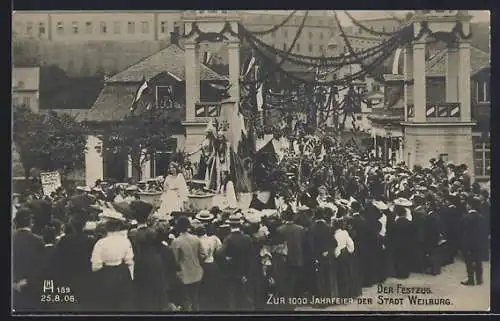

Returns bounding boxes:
[170,216,203,311]
[220,213,255,311]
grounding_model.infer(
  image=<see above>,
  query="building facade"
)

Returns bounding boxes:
[12,67,40,112]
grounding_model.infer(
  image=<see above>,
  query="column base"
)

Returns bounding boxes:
[402,122,475,177]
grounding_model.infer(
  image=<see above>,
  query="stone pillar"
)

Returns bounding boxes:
[458,41,472,122]
[140,149,151,180]
[185,41,200,122]
[227,41,240,103]
[412,41,426,122]
[127,155,133,178]
[405,44,414,107]
[446,44,459,102]
[85,135,103,187]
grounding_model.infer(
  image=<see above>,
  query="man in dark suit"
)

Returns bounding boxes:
[298,184,319,209]
[170,216,204,311]
[13,208,46,312]
[277,209,305,298]
[220,214,255,311]
[128,201,166,311]
[459,197,485,286]
[423,202,445,275]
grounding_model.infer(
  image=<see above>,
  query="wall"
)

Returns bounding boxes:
[404,125,474,176]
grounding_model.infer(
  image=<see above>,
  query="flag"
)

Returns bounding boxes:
[203,51,212,65]
[130,78,148,112]
[242,55,256,77]
[256,84,264,112]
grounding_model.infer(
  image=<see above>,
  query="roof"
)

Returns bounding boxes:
[75,84,136,122]
[107,44,227,83]
[426,46,490,77]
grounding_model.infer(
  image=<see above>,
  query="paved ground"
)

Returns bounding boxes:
[295,259,490,312]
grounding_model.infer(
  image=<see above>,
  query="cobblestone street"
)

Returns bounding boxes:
[296,259,490,312]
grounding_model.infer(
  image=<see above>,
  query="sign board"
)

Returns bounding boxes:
[40,171,62,196]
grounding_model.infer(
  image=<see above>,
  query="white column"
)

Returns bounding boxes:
[85,135,104,187]
[399,138,404,164]
[140,149,151,180]
[412,41,426,122]
[458,41,472,122]
[184,41,200,122]
[405,44,414,107]
[127,155,133,178]
[446,44,459,102]
[227,41,240,103]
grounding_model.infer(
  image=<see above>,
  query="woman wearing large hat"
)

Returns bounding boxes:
[90,208,135,311]
[195,210,222,311]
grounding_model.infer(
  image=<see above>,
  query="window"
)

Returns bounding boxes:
[319,32,324,40]
[100,22,107,34]
[308,43,313,53]
[12,97,20,106]
[72,21,79,34]
[56,21,64,34]
[160,21,168,33]
[309,31,313,39]
[372,83,380,92]
[382,26,386,32]
[85,21,92,34]
[141,21,149,33]
[283,43,287,50]
[477,81,490,102]
[319,44,324,52]
[127,21,135,33]
[113,21,121,34]
[356,115,362,121]
[22,96,31,108]
[474,138,491,177]
[38,22,46,36]
[26,22,33,35]
[284,29,288,38]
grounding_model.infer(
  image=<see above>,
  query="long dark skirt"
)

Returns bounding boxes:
[313,256,338,301]
[92,264,134,311]
[200,262,221,311]
[336,250,352,298]
[347,251,363,298]
[393,249,411,279]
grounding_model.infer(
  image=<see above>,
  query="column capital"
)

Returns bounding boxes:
[184,41,199,49]
[458,41,471,49]
[226,41,240,49]
[412,41,426,48]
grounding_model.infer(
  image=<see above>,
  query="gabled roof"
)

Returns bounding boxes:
[75,85,136,122]
[426,46,490,77]
[107,44,227,83]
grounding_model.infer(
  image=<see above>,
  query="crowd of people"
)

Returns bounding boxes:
[12,143,490,312]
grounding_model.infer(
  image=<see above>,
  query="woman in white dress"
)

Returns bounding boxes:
[157,162,189,216]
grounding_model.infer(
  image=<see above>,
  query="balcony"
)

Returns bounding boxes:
[195,102,221,118]
[425,102,461,119]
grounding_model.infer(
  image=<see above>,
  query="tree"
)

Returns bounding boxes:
[100,108,177,180]
[13,105,87,179]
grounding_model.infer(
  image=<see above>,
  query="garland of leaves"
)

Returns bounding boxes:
[343,11,410,37]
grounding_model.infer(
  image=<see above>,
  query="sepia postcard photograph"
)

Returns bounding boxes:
[11,9,491,314]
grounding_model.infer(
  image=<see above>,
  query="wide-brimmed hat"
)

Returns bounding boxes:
[226,213,244,225]
[335,199,351,208]
[372,200,389,211]
[245,213,262,224]
[126,185,139,192]
[393,197,413,207]
[83,221,98,231]
[296,205,310,212]
[415,185,428,192]
[76,186,92,192]
[98,208,126,221]
[195,210,215,222]
[261,209,279,217]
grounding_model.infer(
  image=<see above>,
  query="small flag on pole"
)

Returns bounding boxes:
[130,77,148,112]
[242,56,256,77]
[203,51,212,65]
[256,84,264,112]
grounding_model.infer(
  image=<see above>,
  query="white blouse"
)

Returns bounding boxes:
[378,214,387,237]
[91,232,134,278]
[199,235,222,264]
[334,229,355,258]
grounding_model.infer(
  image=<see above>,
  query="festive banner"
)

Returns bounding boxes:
[40,171,62,196]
